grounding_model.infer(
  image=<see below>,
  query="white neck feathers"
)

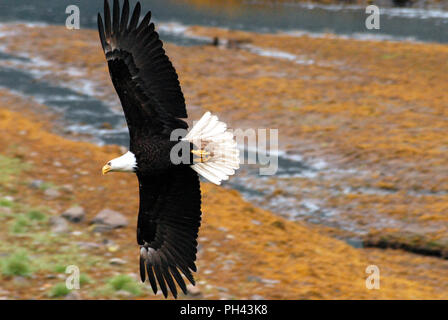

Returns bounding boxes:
[110,151,137,172]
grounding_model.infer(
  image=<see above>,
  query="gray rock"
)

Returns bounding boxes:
[102,239,116,246]
[260,278,280,286]
[13,276,27,286]
[75,242,101,250]
[251,294,265,300]
[64,291,81,300]
[44,188,60,199]
[62,206,85,223]
[91,225,114,233]
[109,258,127,265]
[49,216,69,234]
[246,275,262,283]
[0,207,12,215]
[116,290,133,298]
[29,180,44,189]
[0,289,9,295]
[60,184,74,193]
[222,259,235,271]
[90,209,128,229]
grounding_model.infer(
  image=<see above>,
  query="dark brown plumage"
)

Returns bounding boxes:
[97,0,201,298]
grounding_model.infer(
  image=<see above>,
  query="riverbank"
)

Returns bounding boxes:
[0,92,447,299]
[0,22,447,259]
[0,23,446,298]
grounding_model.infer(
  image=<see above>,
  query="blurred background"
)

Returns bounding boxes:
[0,0,446,299]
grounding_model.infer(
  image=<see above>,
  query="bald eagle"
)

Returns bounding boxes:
[97,0,239,298]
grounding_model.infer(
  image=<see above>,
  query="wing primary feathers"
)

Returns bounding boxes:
[128,1,141,31]
[164,242,192,268]
[146,261,158,294]
[166,242,196,272]
[177,262,196,286]
[189,263,197,273]
[139,30,158,50]
[170,266,187,295]
[139,255,146,282]
[148,22,155,34]
[162,268,177,299]
[137,11,152,34]
[138,23,155,44]
[120,0,130,33]
[113,0,120,35]
[159,252,178,298]
[165,241,197,275]
[165,240,197,267]
[97,14,107,51]
[136,24,153,43]
[104,0,111,38]
[153,255,168,298]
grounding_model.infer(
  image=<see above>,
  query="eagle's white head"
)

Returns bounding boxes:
[102,151,137,174]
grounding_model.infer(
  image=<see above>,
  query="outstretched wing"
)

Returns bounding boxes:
[97,0,188,139]
[137,166,202,298]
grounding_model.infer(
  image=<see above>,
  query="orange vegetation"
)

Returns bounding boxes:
[0,23,446,299]
[1,22,447,253]
[0,98,447,299]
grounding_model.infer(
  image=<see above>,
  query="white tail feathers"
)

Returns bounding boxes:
[184,112,240,185]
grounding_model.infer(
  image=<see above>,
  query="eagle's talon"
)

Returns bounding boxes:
[193,156,211,163]
[192,149,211,163]
[191,149,210,157]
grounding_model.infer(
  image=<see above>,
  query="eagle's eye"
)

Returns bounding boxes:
[107,162,111,166]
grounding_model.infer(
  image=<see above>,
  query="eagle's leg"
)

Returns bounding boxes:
[191,149,211,163]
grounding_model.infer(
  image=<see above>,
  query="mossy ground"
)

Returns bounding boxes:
[0,97,447,299]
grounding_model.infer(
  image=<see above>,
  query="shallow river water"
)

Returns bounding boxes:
[0,0,446,240]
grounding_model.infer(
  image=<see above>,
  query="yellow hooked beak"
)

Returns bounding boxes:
[102,164,111,175]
